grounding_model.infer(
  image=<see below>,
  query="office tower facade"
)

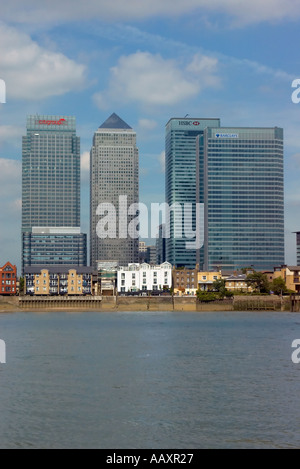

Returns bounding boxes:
[22,115,87,273]
[165,117,220,269]
[203,127,284,271]
[156,224,166,265]
[90,113,139,267]
[294,232,300,265]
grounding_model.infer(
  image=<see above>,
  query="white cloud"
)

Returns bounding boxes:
[93,93,109,111]
[0,23,86,100]
[0,125,24,147]
[159,151,165,173]
[0,158,21,268]
[0,158,21,198]
[94,51,220,109]
[138,119,157,131]
[186,54,219,87]
[81,151,90,172]
[1,1,299,26]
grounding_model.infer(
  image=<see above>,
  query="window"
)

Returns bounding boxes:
[202,276,207,280]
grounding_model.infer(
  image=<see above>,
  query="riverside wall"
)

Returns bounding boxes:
[10,294,293,312]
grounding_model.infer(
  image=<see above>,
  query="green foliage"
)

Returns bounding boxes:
[212,278,225,292]
[246,272,269,293]
[19,277,24,295]
[196,290,219,302]
[269,276,287,295]
[211,278,234,299]
[196,287,233,302]
[224,290,234,298]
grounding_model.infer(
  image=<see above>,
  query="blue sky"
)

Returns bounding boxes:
[0,0,300,272]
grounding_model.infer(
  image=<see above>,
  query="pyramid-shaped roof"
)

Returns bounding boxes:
[99,113,132,130]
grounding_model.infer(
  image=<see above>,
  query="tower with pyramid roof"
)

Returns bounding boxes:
[90,113,139,267]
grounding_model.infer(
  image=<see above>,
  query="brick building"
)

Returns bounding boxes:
[0,262,17,295]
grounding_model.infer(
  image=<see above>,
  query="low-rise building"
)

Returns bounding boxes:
[225,274,252,292]
[273,265,300,292]
[117,262,172,294]
[197,271,222,292]
[0,262,17,295]
[24,266,97,295]
[173,267,199,296]
[97,260,118,296]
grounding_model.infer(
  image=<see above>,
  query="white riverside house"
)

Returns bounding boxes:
[117,262,172,293]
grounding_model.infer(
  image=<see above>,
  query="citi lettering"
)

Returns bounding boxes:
[36,118,67,126]
[0,339,6,364]
[0,79,6,104]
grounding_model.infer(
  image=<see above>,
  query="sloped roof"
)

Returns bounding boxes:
[99,113,132,130]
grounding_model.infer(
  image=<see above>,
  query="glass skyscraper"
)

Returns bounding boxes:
[165,117,220,268]
[22,115,87,273]
[203,127,284,271]
[90,113,139,267]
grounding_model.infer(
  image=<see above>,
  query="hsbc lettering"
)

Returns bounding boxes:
[178,121,200,126]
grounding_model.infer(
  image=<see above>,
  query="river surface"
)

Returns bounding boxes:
[0,310,299,449]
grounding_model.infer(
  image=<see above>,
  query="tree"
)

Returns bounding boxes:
[19,277,24,295]
[212,278,226,293]
[246,272,269,293]
[212,278,234,298]
[270,277,287,295]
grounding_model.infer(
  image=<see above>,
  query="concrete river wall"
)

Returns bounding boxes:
[15,295,292,312]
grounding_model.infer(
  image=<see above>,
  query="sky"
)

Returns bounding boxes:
[1,0,300,272]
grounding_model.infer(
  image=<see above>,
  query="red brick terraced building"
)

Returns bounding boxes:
[0,262,17,295]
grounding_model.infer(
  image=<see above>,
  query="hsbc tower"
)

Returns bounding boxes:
[165,117,220,269]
